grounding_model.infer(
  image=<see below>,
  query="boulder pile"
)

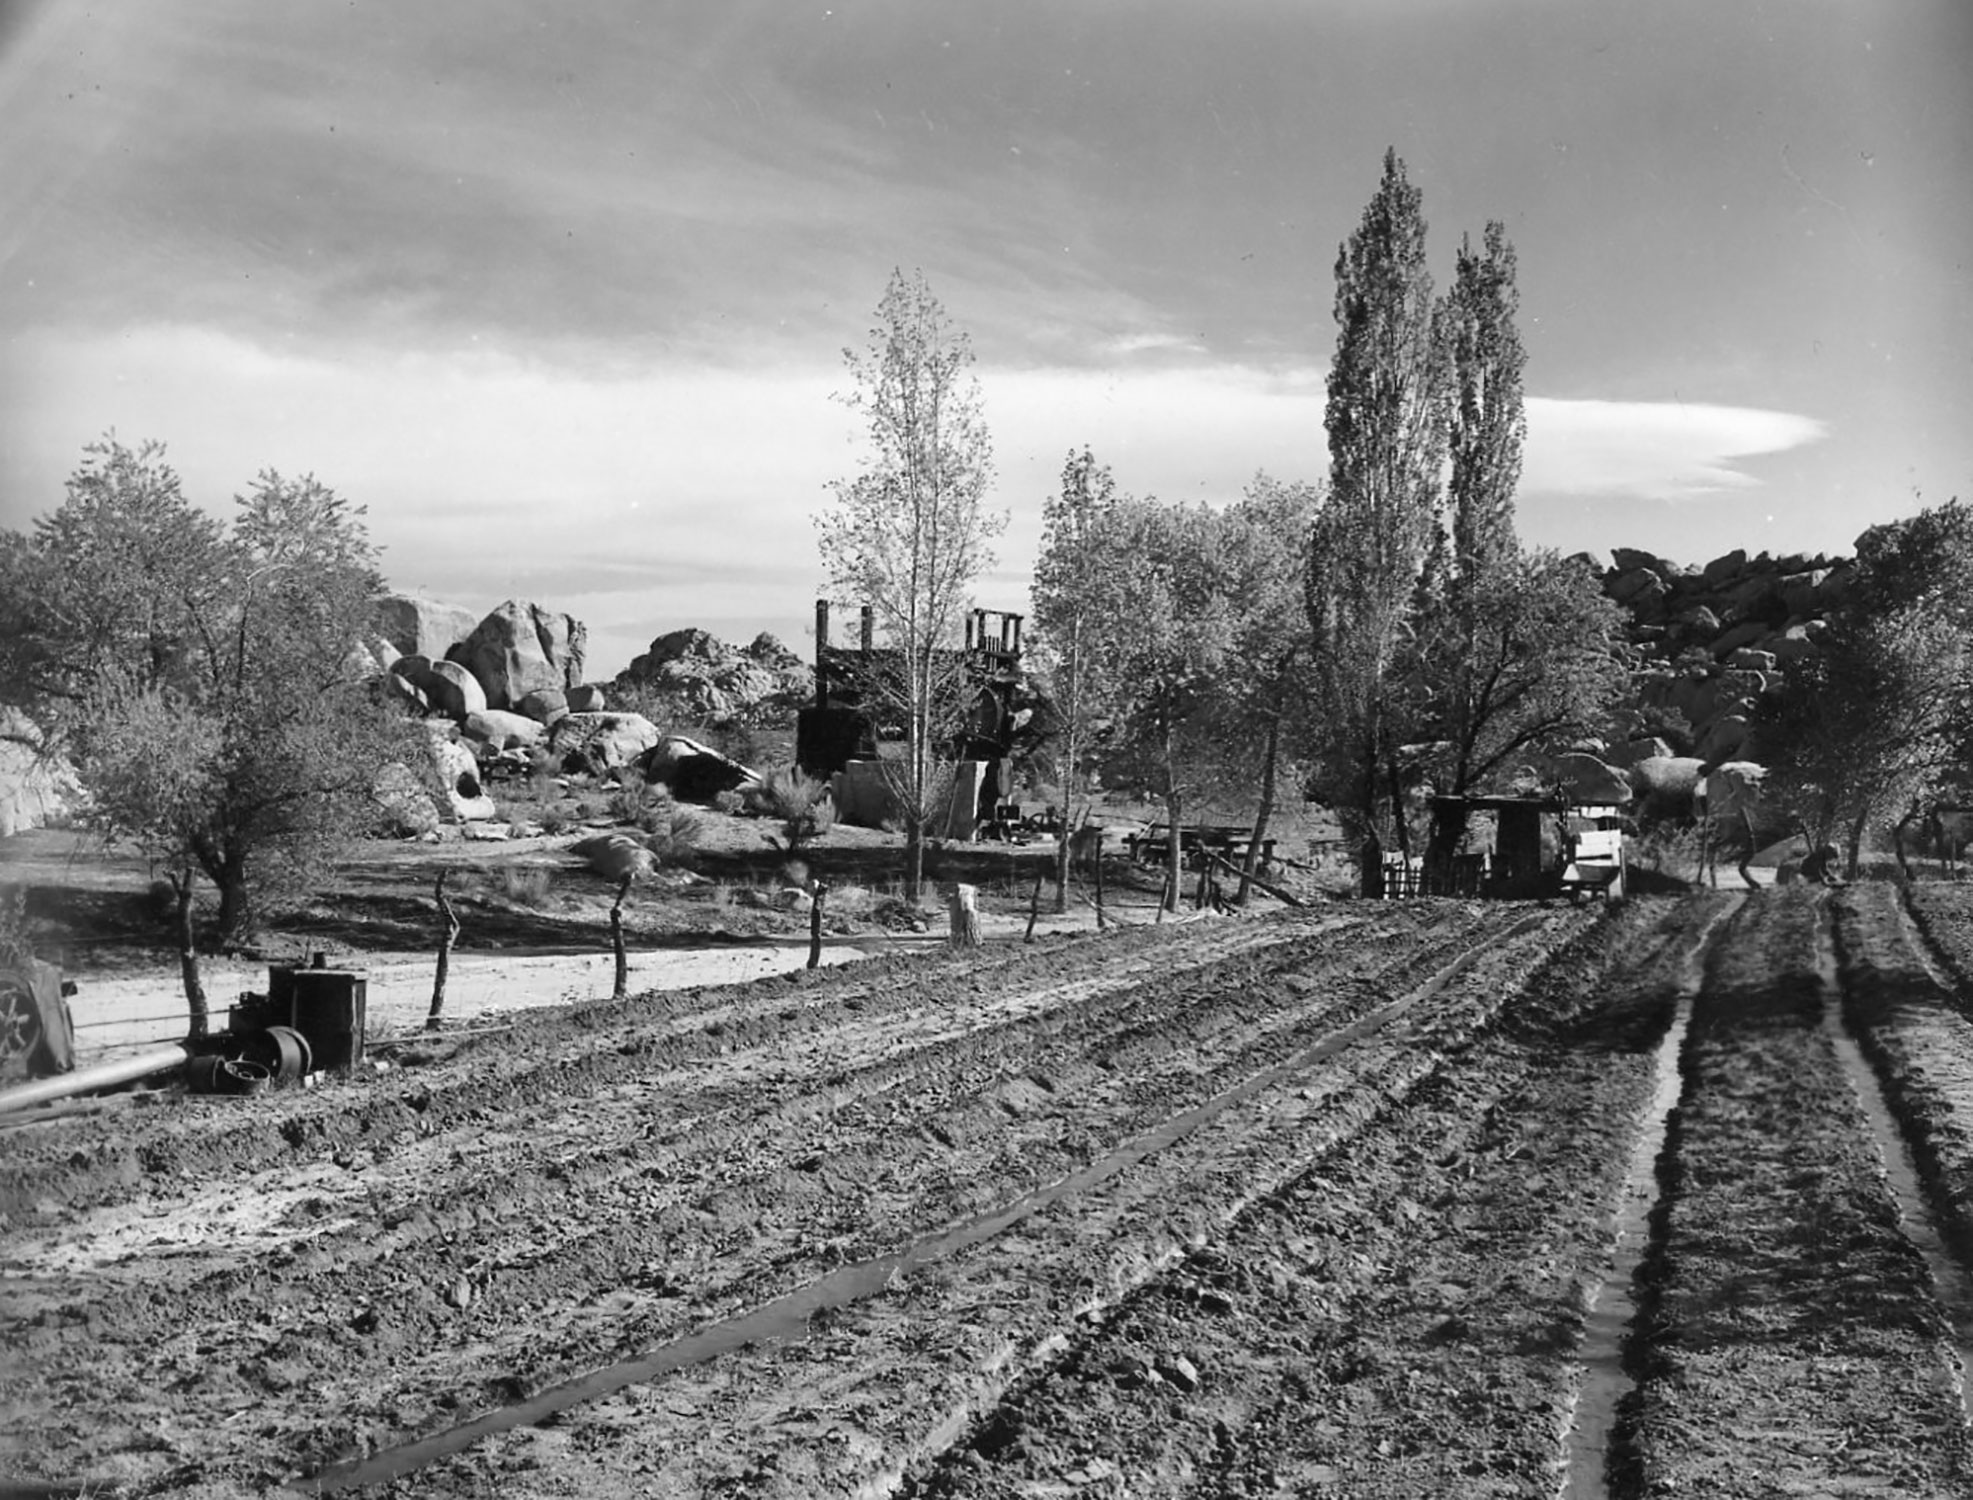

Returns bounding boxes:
[373,594,610,729]
[1591,546,1849,765]
[613,629,814,725]
[363,593,615,830]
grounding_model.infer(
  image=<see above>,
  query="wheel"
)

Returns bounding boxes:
[0,974,43,1075]
[220,1059,272,1096]
[240,1025,312,1082]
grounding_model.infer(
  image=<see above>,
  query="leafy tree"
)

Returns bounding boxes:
[1307,149,1447,885]
[1213,475,1322,902]
[816,269,1005,903]
[1757,498,1973,874]
[0,438,226,724]
[3,440,422,969]
[1412,224,1627,880]
[1442,223,1525,589]
[1086,497,1235,910]
[1411,553,1629,876]
[1030,448,1126,909]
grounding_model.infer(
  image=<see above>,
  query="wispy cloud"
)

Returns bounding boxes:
[1523,398,1828,502]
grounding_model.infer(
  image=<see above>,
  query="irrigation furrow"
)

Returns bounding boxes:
[1,905,1518,1490]
[1611,889,1969,1497]
[875,898,1715,1500]
[321,906,1587,1496]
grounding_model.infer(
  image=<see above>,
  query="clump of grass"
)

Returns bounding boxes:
[499,865,554,908]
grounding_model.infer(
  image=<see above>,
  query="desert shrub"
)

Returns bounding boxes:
[760,764,834,850]
[606,779,646,826]
[499,865,553,908]
[641,797,704,862]
[606,773,704,861]
[825,882,875,918]
[538,808,573,836]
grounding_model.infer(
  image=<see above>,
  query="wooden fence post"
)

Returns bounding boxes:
[425,870,460,1032]
[807,881,829,969]
[610,873,632,999]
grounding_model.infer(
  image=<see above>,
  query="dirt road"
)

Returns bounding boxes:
[6,890,1973,1497]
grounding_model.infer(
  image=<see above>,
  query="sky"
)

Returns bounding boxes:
[1,0,1968,678]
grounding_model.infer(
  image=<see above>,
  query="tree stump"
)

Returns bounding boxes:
[947,882,982,949]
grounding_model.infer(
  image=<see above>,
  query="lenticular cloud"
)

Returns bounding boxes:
[1523,398,1828,502]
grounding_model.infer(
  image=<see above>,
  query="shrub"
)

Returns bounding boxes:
[499,865,553,908]
[606,772,704,861]
[606,779,647,826]
[760,765,834,849]
[825,882,875,918]
[640,797,704,862]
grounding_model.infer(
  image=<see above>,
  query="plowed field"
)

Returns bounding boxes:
[7,889,1973,1497]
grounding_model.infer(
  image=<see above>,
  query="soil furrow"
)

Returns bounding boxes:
[1614,889,1969,1498]
[330,906,1585,1497]
[0,905,1512,1492]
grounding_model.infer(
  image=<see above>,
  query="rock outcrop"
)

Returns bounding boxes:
[614,629,814,725]
[447,601,588,712]
[371,762,441,838]
[426,727,497,822]
[551,712,661,774]
[390,656,488,721]
[569,832,655,883]
[643,735,762,802]
[1599,547,1849,766]
[462,709,546,753]
[374,593,483,663]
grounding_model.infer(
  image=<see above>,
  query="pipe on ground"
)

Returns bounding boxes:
[0,1043,191,1115]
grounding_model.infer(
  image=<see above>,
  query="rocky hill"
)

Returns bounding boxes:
[1590,545,1851,765]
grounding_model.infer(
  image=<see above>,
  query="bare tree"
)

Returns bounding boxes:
[816,270,1004,902]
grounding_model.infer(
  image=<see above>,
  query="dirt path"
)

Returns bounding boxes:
[55,908,1121,1061]
[11,891,1973,1497]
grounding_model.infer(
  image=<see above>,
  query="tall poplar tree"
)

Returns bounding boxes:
[817,269,1004,902]
[1308,149,1447,884]
[1413,221,1626,880]
[1443,223,1526,589]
